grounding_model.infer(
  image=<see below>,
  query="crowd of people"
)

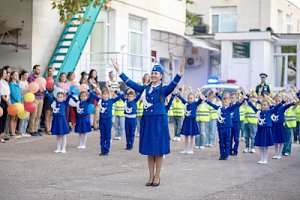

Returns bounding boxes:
[1,62,300,186]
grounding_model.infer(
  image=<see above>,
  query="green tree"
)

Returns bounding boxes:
[52,0,111,24]
[186,0,198,27]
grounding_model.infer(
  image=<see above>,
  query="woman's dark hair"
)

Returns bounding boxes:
[67,71,75,80]
[0,68,7,79]
[88,69,98,82]
[79,71,88,84]
[33,65,40,70]
[19,69,28,79]
[59,72,67,82]
[9,71,18,82]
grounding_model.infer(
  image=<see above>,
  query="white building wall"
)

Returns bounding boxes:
[190,0,300,33]
[32,0,64,74]
[0,0,33,71]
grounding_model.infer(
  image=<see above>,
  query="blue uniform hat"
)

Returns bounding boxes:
[152,64,164,75]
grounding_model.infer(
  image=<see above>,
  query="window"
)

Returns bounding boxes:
[129,16,143,68]
[277,10,283,33]
[211,7,237,33]
[286,14,293,33]
[232,42,250,58]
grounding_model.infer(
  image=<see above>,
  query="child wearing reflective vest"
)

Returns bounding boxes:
[114,95,125,140]
[283,97,297,156]
[172,91,184,141]
[247,98,283,164]
[208,92,219,146]
[195,100,210,148]
[199,93,245,160]
[177,92,202,154]
[136,99,143,137]
[243,95,258,153]
[239,102,246,141]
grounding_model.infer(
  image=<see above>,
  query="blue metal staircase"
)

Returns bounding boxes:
[47,0,104,80]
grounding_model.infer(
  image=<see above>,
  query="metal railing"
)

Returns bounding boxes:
[77,52,155,82]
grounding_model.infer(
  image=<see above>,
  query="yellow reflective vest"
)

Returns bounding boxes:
[295,105,300,122]
[240,105,245,121]
[173,98,184,117]
[285,107,296,128]
[114,100,125,117]
[244,104,258,124]
[196,102,210,122]
[209,100,218,120]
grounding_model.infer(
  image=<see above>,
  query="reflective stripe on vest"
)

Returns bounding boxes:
[296,106,300,122]
[173,100,184,117]
[136,101,143,117]
[285,107,296,128]
[239,106,245,121]
[244,105,258,124]
[114,101,125,116]
[196,103,210,122]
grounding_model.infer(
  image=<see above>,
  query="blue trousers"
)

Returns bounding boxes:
[125,118,136,149]
[114,116,125,138]
[283,127,294,155]
[244,123,257,148]
[230,121,240,154]
[218,127,231,159]
[173,116,182,137]
[99,118,112,154]
[240,120,245,137]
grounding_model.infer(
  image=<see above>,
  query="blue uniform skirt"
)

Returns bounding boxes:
[180,117,199,136]
[139,115,170,155]
[272,123,286,143]
[254,127,274,147]
[75,115,91,134]
[51,116,70,135]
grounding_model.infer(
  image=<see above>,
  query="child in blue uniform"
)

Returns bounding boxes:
[112,59,185,187]
[70,91,93,149]
[90,88,122,156]
[199,93,245,160]
[44,88,72,153]
[177,93,202,154]
[117,89,142,150]
[271,95,295,159]
[247,98,283,164]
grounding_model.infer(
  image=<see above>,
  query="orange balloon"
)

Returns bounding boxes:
[7,104,18,116]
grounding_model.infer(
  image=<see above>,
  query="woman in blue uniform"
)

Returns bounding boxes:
[44,88,72,153]
[112,59,185,187]
[70,91,93,149]
[176,92,202,154]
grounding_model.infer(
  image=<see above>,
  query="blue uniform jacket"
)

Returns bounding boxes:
[206,100,241,128]
[247,100,283,127]
[70,94,93,117]
[9,82,23,104]
[119,73,181,116]
[90,91,122,119]
[165,94,175,112]
[216,92,243,122]
[270,102,295,124]
[45,90,71,117]
[177,94,202,118]
[118,92,142,115]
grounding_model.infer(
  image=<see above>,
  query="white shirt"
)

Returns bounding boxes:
[19,80,29,94]
[0,79,10,96]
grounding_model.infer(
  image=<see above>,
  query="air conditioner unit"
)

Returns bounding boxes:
[186,55,202,68]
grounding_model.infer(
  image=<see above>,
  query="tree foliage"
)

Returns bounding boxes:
[186,0,198,27]
[51,0,111,24]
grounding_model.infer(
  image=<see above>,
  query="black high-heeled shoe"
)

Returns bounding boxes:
[145,182,153,186]
[152,178,160,187]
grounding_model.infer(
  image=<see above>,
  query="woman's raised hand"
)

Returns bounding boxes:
[111,59,120,72]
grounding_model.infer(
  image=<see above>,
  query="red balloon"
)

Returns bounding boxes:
[28,82,39,93]
[46,77,54,89]
[24,102,37,113]
[7,104,18,116]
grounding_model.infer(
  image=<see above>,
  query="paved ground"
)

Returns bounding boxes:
[0,129,300,200]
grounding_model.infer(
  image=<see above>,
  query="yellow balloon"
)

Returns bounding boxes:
[15,103,24,114]
[24,92,35,103]
[17,110,29,120]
